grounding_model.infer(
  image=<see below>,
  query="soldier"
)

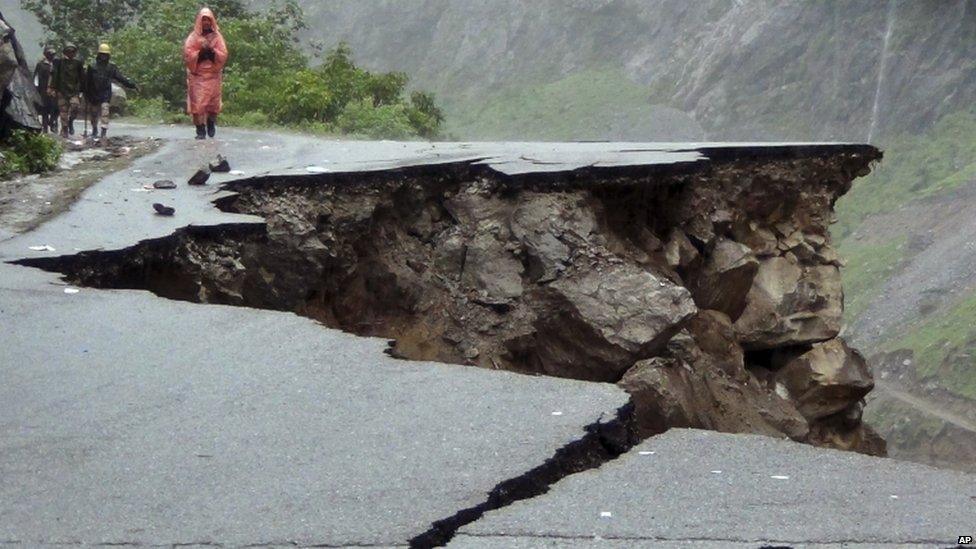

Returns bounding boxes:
[49,43,85,138]
[33,46,58,133]
[84,43,137,141]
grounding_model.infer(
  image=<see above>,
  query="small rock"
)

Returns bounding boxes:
[209,155,231,173]
[153,203,175,216]
[153,180,177,189]
[188,168,210,186]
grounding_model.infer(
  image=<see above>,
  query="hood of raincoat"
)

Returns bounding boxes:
[194,8,220,35]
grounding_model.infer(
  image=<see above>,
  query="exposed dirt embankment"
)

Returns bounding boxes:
[18,146,886,455]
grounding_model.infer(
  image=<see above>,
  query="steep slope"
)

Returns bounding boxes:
[289,0,975,142]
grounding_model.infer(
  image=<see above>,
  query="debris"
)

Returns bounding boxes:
[890,495,899,499]
[551,411,563,416]
[153,180,177,190]
[209,155,231,173]
[229,170,245,176]
[638,451,656,456]
[63,288,80,294]
[134,187,153,192]
[600,511,612,518]
[306,166,330,174]
[770,475,790,480]
[152,203,175,216]
[710,470,723,475]
[188,168,211,186]
[28,245,56,252]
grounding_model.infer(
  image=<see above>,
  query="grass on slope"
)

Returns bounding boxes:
[444,69,656,141]
[884,291,976,400]
[838,237,906,321]
[835,108,976,240]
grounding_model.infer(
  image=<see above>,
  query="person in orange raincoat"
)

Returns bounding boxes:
[183,7,228,140]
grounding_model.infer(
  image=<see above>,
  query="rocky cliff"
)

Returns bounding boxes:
[20,144,885,456]
[288,0,975,142]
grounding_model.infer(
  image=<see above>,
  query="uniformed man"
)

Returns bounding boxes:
[33,46,58,133]
[84,43,137,141]
[49,43,85,138]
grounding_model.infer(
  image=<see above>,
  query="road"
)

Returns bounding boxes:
[0,125,972,547]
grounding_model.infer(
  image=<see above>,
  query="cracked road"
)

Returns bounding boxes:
[1,125,973,547]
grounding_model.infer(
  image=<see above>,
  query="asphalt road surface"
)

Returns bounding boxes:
[453,430,976,548]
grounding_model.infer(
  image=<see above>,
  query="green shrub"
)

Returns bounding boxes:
[336,99,415,140]
[0,130,62,178]
[91,1,445,139]
[270,70,334,125]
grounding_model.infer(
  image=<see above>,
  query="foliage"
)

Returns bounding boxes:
[336,99,415,140]
[86,0,443,138]
[21,0,140,57]
[0,130,62,178]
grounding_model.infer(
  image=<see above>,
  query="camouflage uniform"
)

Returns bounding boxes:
[50,46,85,137]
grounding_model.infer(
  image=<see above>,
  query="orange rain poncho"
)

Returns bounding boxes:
[183,8,228,117]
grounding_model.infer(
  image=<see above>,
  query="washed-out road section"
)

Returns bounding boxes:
[1,125,973,547]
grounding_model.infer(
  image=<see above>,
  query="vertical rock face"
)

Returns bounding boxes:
[23,145,885,455]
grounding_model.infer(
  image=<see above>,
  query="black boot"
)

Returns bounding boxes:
[101,127,107,139]
[68,118,75,135]
[195,125,206,140]
[206,118,216,138]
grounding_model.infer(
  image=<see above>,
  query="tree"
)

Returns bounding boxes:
[22,0,445,139]
[21,0,141,56]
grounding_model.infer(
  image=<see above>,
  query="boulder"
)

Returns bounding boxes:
[688,238,758,320]
[620,311,809,440]
[663,229,700,271]
[0,12,41,133]
[773,338,874,421]
[526,264,696,382]
[734,256,843,349]
[0,19,16,91]
[510,192,596,283]
[109,83,127,114]
[461,232,523,303]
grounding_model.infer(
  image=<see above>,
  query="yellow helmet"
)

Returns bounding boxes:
[97,43,112,55]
